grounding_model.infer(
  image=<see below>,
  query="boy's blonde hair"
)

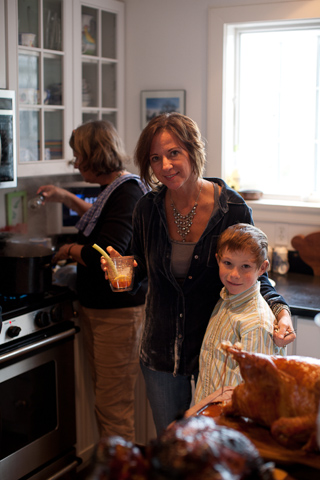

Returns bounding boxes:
[216,223,268,267]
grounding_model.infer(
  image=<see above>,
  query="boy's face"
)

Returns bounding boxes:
[216,248,268,295]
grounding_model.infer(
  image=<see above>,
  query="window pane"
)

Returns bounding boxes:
[18,0,38,48]
[102,63,116,108]
[234,29,320,198]
[82,112,99,123]
[82,7,97,56]
[44,55,62,105]
[18,53,39,105]
[102,11,116,59]
[82,62,98,107]
[102,112,117,128]
[44,110,63,159]
[19,110,40,162]
[43,0,62,51]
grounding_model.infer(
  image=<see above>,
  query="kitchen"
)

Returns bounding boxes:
[0,0,320,479]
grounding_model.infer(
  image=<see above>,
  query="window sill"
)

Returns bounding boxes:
[245,198,320,226]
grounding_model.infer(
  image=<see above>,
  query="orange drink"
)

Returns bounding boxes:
[108,256,134,292]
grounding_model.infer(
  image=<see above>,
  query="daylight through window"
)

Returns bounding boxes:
[225,26,320,201]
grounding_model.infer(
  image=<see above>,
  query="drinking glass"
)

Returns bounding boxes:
[108,256,134,292]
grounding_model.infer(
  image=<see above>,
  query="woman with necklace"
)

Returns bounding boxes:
[101,113,295,436]
[37,120,148,442]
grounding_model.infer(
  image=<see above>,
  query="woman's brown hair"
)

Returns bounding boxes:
[69,120,129,176]
[134,113,206,189]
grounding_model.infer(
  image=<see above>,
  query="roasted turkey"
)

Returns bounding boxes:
[89,436,148,480]
[146,415,273,480]
[221,344,320,452]
[88,417,273,480]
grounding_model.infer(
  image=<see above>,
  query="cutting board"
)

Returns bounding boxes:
[291,232,320,276]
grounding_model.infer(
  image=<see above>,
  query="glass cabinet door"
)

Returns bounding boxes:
[79,0,124,134]
[17,0,66,164]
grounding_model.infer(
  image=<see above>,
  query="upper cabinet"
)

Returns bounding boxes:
[6,0,124,178]
[73,0,124,138]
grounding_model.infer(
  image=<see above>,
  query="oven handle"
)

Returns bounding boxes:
[0,327,79,364]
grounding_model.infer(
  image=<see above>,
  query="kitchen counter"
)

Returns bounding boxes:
[270,272,320,318]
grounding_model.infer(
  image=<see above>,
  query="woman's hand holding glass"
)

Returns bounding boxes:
[100,247,137,292]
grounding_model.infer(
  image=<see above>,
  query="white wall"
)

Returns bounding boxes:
[124,0,320,251]
[124,0,296,160]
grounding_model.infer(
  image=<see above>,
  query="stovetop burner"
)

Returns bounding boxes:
[0,286,77,321]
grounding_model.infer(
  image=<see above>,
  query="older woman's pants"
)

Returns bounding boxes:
[79,304,144,442]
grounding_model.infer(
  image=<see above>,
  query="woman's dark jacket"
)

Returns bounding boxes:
[131,178,289,376]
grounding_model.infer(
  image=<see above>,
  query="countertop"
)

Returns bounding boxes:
[270,272,320,318]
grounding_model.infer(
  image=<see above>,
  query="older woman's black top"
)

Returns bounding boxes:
[77,179,147,309]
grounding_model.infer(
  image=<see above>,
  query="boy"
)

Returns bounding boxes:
[194,223,286,403]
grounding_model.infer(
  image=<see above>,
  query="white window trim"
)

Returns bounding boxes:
[207,0,320,222]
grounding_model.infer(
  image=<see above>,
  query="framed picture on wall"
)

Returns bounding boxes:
[141,90,186,129]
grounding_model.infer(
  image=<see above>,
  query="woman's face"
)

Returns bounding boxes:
[73,151,96,183]
[149,130,195,190]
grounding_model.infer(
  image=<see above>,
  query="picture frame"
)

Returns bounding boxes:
[6,190,27,226]
[141,90,186,129]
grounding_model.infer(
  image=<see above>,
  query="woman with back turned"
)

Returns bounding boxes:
[37,120,148,442]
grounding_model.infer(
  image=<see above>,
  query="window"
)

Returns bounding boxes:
[208,1,320,203]
[230,26,320,200]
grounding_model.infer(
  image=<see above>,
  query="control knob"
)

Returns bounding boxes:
[50,304,63,323]
[35,310,51,328]
[7,325,22,338]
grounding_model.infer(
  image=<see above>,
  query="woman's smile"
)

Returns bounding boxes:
[149,130,193,189]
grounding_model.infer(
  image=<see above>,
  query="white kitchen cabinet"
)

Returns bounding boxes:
[72,0,124,138]
[5,0,124,178]
[289,315,320,359]
[0,0,6,88]
[7,0,74,177]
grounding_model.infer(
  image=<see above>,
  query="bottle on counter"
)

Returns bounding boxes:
[272,246,289,275]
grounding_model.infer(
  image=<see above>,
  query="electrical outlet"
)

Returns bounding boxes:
[275,223,288,245]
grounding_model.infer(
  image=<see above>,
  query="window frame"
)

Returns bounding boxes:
[207,0,320,219]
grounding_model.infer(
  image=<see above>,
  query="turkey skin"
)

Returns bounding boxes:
[221,344,320,452]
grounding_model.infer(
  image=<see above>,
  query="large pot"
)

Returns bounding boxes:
[0,243,53,294]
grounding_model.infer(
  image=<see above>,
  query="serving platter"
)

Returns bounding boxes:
[198,402,320,470]
[185,387,320,479]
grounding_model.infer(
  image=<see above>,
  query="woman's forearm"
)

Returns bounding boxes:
[62,190,92,216]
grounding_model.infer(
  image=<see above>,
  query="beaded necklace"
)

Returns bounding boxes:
[170,180,203,242]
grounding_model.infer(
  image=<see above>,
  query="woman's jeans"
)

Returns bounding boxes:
[140,361,197,436]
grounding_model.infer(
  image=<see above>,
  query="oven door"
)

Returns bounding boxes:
[0,325,78,480]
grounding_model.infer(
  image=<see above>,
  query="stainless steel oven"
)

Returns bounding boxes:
[0,289,80,480]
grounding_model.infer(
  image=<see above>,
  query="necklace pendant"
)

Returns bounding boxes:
[169,180,203,241]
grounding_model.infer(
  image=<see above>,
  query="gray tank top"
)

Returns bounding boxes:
[171,182,219,282]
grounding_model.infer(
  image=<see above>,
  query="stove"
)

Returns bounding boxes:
[0,285,76,320]
[0,286,80,480]
[0,286,77,348]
